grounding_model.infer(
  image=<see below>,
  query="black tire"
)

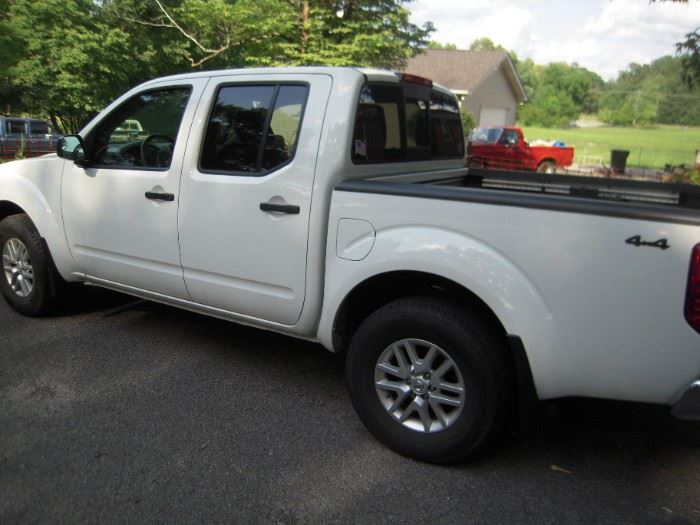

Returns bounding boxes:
[346,296,512,464]
[0,214,64,316]
[536,160,556,174]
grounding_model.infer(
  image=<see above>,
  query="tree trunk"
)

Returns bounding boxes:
[48,112,61,135]
[299,0,309,56]
[345,0,355,19]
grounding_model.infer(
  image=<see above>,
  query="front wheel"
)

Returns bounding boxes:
[345,296,512,463]
[0,214,64,316]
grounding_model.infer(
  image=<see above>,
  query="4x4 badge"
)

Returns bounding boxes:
[625,235,670,250]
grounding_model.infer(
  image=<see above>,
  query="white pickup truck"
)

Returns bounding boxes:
[1,67,699,463]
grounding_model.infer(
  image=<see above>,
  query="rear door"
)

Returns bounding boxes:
[177,73,332,325]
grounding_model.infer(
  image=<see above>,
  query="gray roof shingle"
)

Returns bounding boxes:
[404,49,526,101]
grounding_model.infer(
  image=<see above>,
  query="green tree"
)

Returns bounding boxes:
[0,0,21,113]
[1,0,434,130]
[519,84,578,127]
[109,0,433,69]
[468,37,505,52]
[649,0,698,86]
[428,41,457,50]
[599,56,700,126]
[677,27,700,87]
[286,0,434,68]
[517,62,603,127]
[106,0,297,69]
[460,109,475,136]
[2,0,146,132]
[510,55,539,100]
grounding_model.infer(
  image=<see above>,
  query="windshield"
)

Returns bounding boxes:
[469,127,503,144]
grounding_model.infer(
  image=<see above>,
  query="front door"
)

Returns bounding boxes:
[497,128,523,170]
[177,74,332,325]
[62,80,208,298]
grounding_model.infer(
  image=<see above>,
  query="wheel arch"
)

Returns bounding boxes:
[536,158,556,170]
[0,200,27,223]
[332,270,507,355]
[330,270,538,429]
[0,176,77,281]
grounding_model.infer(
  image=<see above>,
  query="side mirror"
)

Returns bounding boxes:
[57,135,89,166]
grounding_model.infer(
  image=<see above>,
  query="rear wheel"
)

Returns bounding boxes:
[536,160,556,174]
[0,214,64,315]
[346,296,511,463]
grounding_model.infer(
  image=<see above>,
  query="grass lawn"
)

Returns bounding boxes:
[519,125,700,170]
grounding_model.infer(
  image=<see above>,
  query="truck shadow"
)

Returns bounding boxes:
[55,289,700,455]
[48,286,138,317]
[518,398,700,452]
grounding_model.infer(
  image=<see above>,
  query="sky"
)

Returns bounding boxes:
[408,0,700,80]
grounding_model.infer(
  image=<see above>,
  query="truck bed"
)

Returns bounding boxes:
[339,168,700,227]
[331,167,700,404]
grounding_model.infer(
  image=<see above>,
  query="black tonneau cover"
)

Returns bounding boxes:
[336,168,700,227]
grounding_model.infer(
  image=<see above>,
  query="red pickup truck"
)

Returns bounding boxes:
[467,127,574,173]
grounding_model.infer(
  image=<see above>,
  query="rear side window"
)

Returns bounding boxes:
[29,121,51,135]
[430,92,464,158]
[353,83,464,164]
[200,84,308,175]
[353,84,403,163]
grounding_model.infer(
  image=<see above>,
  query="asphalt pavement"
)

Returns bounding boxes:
[1,288,699,524]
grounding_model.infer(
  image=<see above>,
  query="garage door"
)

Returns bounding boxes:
[479,108,508,127]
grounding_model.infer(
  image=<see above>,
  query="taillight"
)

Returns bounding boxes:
[399,73,433,88]
[686,243,700,334]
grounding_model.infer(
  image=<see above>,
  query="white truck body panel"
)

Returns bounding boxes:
[0,155,76,279]
[321,189,699,403]
[0,66,697,415]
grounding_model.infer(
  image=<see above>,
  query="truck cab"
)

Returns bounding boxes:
[0,116,60,160]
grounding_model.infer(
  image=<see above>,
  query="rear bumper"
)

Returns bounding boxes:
[671,380,700,420]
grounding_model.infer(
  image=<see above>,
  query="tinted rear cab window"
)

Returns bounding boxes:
[29,121,51,136]
[352,82,463,164]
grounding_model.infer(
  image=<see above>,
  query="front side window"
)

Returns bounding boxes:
[7,120,26,135]
[469,127,503,144]
[89,87,191,169]
[200,84,308,175]
[352,83,464,164]
[500,130,519,145]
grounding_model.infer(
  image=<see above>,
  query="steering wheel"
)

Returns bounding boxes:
[140,134,174,168]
